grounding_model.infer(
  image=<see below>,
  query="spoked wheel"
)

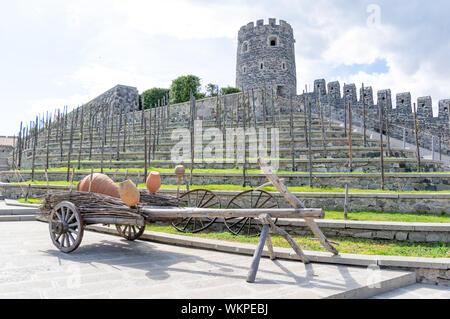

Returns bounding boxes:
[171,189,221,233]
[115,224,145,241]
[225,190,279,237]
[49,201,84,253]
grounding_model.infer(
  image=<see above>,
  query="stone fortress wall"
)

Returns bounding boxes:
[85,84,139,114]
[307,79,450,156]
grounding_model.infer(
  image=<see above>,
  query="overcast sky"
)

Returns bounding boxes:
[1,0,449,135]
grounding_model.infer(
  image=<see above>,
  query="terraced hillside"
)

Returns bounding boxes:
[4,91,450,194]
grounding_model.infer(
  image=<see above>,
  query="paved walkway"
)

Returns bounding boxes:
[373,283,450,299]
[0,221,415,299]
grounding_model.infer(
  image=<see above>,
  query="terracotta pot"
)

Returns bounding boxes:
[174,165,185,183]
[119,180,140,207]
[146,171,161,194]
[77,173,120,198]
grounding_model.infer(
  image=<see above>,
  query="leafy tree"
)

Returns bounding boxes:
[169,75,203,104]
[206,83,219,97]
[140,88,170,110]
[220,87,241,95]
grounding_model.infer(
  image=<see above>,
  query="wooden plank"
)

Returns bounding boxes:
[140,207,324,219]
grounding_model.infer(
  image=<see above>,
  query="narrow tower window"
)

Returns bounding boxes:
[282,62,286,70]
[242,42,249,53]
[269,36,278,47]
[260,62,264,70]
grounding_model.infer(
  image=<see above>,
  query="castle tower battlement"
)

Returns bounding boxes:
[236,18,297,97]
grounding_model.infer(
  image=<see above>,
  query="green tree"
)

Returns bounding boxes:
[220,87,241,95]
[140,88,170,110]
[206,83,219,97]
[169,75,203,104]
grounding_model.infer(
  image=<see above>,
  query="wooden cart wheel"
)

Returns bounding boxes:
[171,189,221,233]
[115,224,145,241]
[225,190,279,237]
[49,201,84,253]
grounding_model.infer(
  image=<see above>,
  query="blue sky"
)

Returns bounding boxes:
[1,0,449,135]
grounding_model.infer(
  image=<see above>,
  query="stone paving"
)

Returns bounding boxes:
[373,283,450,299]
[0,221,416,299]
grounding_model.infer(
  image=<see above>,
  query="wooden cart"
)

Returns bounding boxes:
[40,158,339,283]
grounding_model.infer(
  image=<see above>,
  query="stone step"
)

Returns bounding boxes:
[372,283,450,299]
[0,215,36,222]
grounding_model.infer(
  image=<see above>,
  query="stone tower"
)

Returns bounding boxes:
[236,18,297,97]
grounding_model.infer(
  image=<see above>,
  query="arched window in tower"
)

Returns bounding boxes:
[268,36,278,47]
[242,41,249,53]
[260,62,264,70]
[282,62,286,70]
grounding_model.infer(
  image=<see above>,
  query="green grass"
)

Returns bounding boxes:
[13,180,449,194]
[324,210,450,223]
[145,223,449,258]
[13,166,450,176]
[17,198,43,204]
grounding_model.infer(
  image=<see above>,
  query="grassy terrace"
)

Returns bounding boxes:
[11,180,450,194]
[145,224,449,258]
[10,166,450,175]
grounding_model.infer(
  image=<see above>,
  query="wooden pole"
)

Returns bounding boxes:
[109,106,114,169]
[307,99,313,188]
[123,110,127,153]
[378,101,385,189]
[144,118,148,182]
[385,92,391,157]
[319,97,327,158]
[303,89,308,148]
[59,108,64,163]
[246,223,269,283]
[100,107,106,174]
[190,93,195,186]
[413,103,421,172]
[343,85,347,138]
[258,157,339,255]
[31,117,38,181]
[77,106,84,169]
[362,83,367,147]
[152,103,157,159]
[116,108,122,161]
[46,117,52,170]
[89,106,94,160]
[251,89,257,128]
[344,184,349,219]
[290,95,295,171]
[242,92,247,187]
[66,110,75,182]
[18,121,23,169]
[348,102,353,172]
